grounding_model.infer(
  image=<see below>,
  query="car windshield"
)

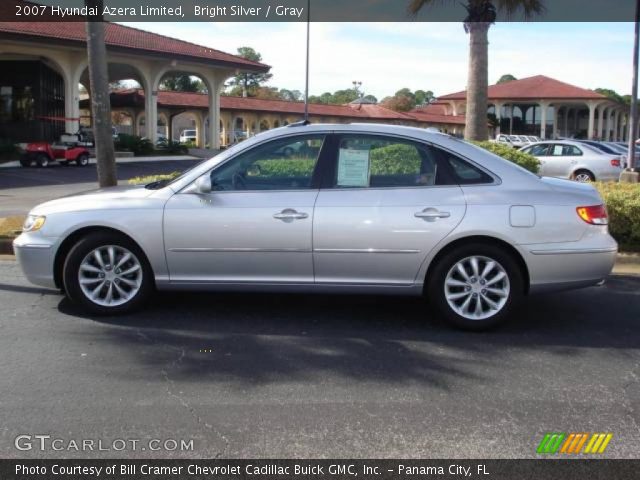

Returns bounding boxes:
[509,136,520,141]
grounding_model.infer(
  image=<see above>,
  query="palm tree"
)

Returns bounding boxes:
[85,0,117,187]
[409,0,544,141]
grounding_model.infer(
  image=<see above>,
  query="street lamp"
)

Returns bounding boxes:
[622,0,640,182]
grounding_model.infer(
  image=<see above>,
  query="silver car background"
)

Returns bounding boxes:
[520,140,622,182]
[14,124,617,330]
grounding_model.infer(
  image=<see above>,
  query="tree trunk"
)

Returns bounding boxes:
[464,22,490,141]
[85,0,117,187]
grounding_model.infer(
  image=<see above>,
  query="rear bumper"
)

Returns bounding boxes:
[13,234,57,289]
[523,235,617,294]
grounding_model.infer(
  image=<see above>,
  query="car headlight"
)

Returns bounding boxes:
[22,215,46,232]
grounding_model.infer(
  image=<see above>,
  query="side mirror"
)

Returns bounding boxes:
[195,176,212,194]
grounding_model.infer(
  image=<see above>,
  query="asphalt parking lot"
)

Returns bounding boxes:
[0,158,201,216]
[0,258,638,459]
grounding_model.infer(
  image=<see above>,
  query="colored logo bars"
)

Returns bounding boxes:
[537,433,613,454]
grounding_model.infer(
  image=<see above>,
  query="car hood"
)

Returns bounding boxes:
[31,185,155,215]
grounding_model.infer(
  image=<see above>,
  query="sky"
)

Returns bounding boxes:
[124,22,636,100]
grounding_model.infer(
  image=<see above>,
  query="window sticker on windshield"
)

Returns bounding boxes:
[337,148,371,187]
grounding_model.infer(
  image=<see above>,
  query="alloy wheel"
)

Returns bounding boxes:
[78,245,143,307]
[444,255,510,321]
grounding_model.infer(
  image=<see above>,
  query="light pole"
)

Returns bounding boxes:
[623,0,640,181]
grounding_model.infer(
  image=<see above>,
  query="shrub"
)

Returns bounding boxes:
[595,182,640,251]
[255,158,315,177]
[0,138,18,161]
[164,141,189,155]
[115,134,154,156]
[128,171,181,185]
[474,141,540,174]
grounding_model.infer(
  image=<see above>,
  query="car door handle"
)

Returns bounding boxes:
[414,208,451,220]
[273,209,309,220]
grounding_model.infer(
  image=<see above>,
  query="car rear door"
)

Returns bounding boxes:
[545,143,584,178]
[312,133,469,286]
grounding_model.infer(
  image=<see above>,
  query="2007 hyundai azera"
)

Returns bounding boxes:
[14,124,617,329]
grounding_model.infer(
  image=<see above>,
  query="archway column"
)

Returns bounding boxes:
[493,101,504,136]
[539,101,549,139]
[587,101,599,140]
[597,105,606,140]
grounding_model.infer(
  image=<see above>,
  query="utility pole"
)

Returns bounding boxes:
[622,0,640,182]
[303,0,311,123]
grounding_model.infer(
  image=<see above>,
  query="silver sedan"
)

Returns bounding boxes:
[13,124,617,330]
[520,140,623,182]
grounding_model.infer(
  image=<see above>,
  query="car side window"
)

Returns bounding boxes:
[434,148,494,185]
[332,135,441,189]
[210,134,325,191]
[528,144,550,156]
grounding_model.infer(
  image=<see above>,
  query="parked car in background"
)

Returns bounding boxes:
[517,136,531,146]
[179,130,197,144]
[527,136,541,143]
[494,134,514,147]
[508,135,528,148]
[605,142,638,168]
[521,140,622,182]
[14,124,617,330]
[575,139,621,156]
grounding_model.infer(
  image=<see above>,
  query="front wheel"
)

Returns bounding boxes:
[427,243,524,330]
[63,232,154,315]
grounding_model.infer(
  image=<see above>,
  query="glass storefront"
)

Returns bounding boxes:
[0,61,64,143]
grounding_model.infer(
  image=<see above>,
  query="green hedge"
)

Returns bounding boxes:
[474,141,540,173]
[595,182,640,251]
[115,134,154,156]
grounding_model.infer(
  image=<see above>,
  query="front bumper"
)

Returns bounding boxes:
[13,234,57,289]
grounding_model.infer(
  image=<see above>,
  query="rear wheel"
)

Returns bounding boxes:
[36,153,50,168]
[19,155,31,167]
[572,169,595,182]
[63,232,153,315]
[427,243,524,330]
[76,153,89,167]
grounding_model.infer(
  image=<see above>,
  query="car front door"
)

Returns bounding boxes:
[312,134,472,286]
[163,133,326,284]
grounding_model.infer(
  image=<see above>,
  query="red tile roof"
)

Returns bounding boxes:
[105,89,463,124]
[439,75,606,101]
[408,102,466,125]
[0,2,268,71]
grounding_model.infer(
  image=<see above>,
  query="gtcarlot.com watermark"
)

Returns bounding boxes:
[15,434,194,452]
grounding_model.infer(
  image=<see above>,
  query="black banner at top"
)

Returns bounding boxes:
[1,0,638,22]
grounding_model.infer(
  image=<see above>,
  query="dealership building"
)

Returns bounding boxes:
[0,14,630,147]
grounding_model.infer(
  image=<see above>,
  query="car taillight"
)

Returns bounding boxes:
[576,205,608,225]
[611,158,621,167]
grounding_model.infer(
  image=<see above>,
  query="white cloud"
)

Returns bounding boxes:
[123,22,636,99]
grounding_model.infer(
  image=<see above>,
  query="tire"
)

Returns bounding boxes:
[63,232,154,315]
[19,155,31,167]
[572,169,595,182]
[76,153,89,167]
[427,243,524,331]
[36,153,50,168]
